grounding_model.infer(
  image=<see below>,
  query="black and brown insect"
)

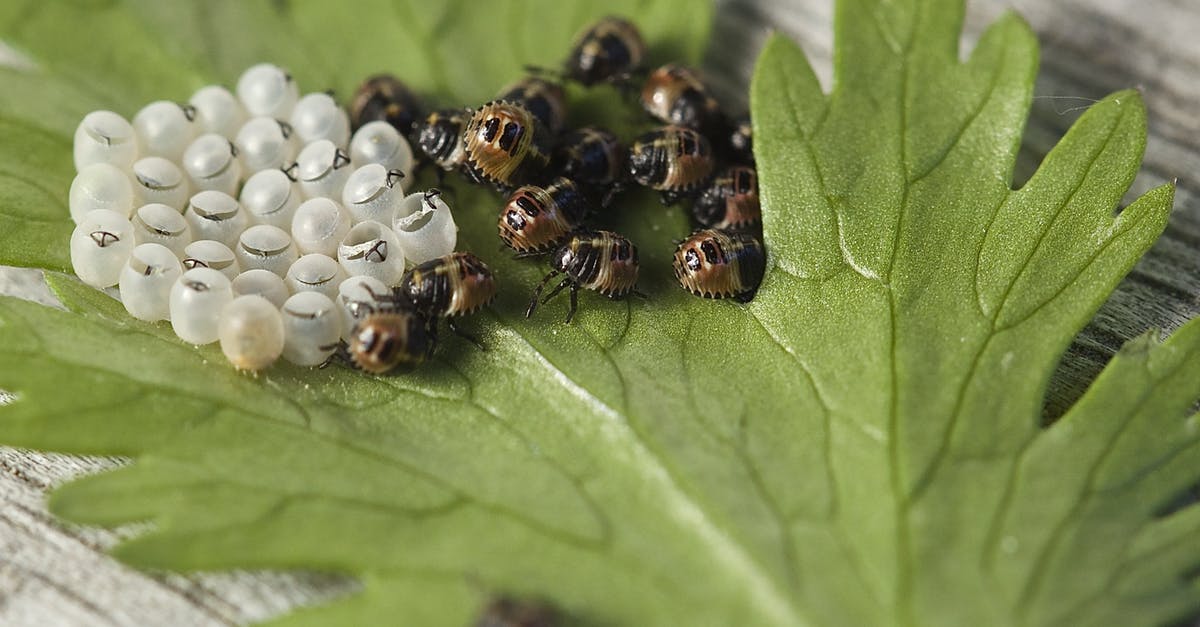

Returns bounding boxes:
[498,177,593,254]
[462,100,552,190]
[691,165,761,231]
[552,126,625,189]
[627,125,715,204]
[673,228,766,302]
[349,74,424,138]
[345,309,436,373]
[497,76,567,135]
[396,252,497,343]
[415,107,473,172]
[640,64,724,135]
[561,16,646,87]
[476,596,559,627]
[526,230,642,324]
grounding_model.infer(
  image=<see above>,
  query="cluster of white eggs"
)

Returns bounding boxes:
[68,63,459,371]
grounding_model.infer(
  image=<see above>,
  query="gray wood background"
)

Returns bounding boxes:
[2,0,1197,624]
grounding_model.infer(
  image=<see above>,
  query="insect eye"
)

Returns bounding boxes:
[685,249,701,272]
[505,210,526,230]
[701,240,720,264]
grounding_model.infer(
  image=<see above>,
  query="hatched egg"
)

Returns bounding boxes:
[182,239,240,281]
[290,92,351,147]
[348,120,414,180]
[295,139,352,199]
[182,133,242,196]
[235,116,299,172]
[131,157,190,211]
[231,268,289,308]
[219,294,285,371]
[336,275,389,341]
[337,221,405,286]
[291,197,351,257]
[132,100,197,162]
[118,242,183,321]
[189,85,246,138]
[169,267,233,345]
[236,224,298,277]
[239,168,301,229]
[73,110,138,171]
[69,163,134,223]
[281,291,343,367]
[341,163,405,223]
[393,189,457,265]
[236,63,299,119]
[132,203,192,258]
[70,208,135,288]
[184,190,248,249]
[285,253,346,300]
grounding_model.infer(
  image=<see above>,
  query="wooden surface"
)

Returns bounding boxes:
[2,0,1198,624]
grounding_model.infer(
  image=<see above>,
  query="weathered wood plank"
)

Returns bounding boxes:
[2,0,1198,624]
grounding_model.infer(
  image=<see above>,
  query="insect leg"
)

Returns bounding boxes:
[447,318,485,351]
[541,276,574,303]
[564,283,580,324]
[525,269,560,318]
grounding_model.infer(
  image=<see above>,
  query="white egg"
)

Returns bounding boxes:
[290,92,350,147]
[189,85,247,138]
[70,209,135,288]
[336,275,389,341]
[281,291,343,367]
[119,242,183,321]
[169,267,233,345]
[182,239,240,281]
[236,63,300,119]
[132,203,192,258]
[337,220,405,286]
[182,134,242,196]
[341,163,405,224]
[73,110,138,171]
[219,294,285,371]
[132,100,198,162]
[285,253,347,300]
[295,139,352,200]
[239,168,301,229]
[131,157,190,211]
[69,163,134,223]
[184,190,248,249]
[291,197,351,257]
[349,120,414,180]
[236,224,299,277]
[231,268,289,308]
[235,116,299,172]
[394,189,457,265]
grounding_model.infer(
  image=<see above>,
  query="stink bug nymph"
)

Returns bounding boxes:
[562,16,646,87]
[627,125,715,204]
[640,64,724,135]
[349,74,424,138]
[673,228,766,302]
[393,252,498,345]
[462,100,551,190]
[498,177,592,254]
[415,108,472,172]
[551,126,625,189]
[526,230,642,324]
[691,165,761,231]
[347,309,436,373]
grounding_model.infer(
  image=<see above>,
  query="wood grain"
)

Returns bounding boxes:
[2,0,1198,623]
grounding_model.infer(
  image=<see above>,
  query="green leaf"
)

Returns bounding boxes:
[1,0,1197,626]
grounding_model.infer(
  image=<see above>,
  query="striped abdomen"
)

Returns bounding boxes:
[462,101,550,188]
[673,229,765,301]
[627,125,714,193]
[553,231,639,297]
[402,252,497,317]
[552,127,624,186]
[498,177,591,254]
[692,165,761,230]
[416,108,469,170]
